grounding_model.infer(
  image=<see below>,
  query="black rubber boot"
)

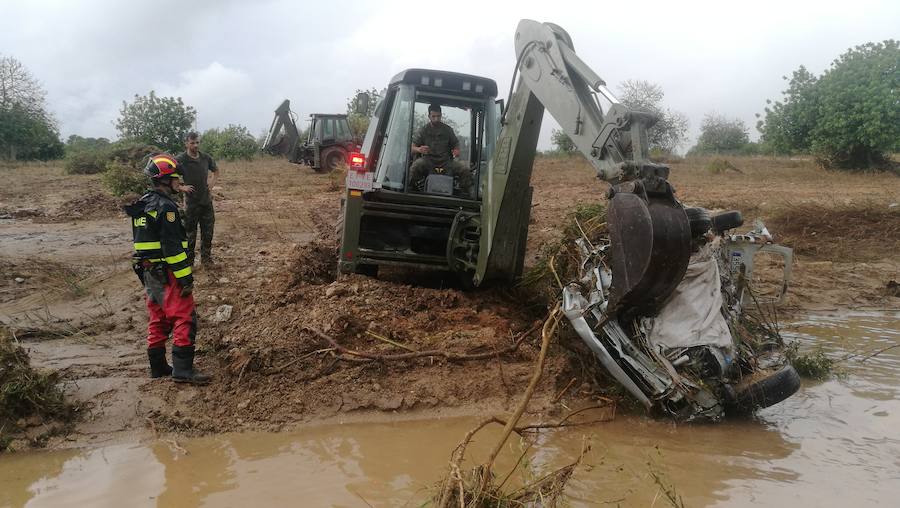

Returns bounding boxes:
[171,345,212,385]
[148,347,172,378]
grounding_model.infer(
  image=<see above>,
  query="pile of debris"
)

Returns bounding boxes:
[0,327,78,451]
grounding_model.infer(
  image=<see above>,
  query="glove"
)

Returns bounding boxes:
[180,282,193,297]
[132,262,145,285]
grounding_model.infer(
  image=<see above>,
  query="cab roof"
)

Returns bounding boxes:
[389,68,498,98]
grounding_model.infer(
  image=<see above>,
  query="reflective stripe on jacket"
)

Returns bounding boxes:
[125,190,193,285]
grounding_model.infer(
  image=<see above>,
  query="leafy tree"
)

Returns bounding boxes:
[0,55,63,160]
[0,106,63,160]
[345,87,380,139]
[618,80,689,153]
[756,66,818,155]
[759,40,899,168]
[65,135,111,155]
[807,40,898,168]
[690,114,750,154]
[115,91,196,154]
[550,129,576,153]
[201,124,258,160]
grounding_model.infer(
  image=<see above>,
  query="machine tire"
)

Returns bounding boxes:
[318,147,346,173]
[712,210,743,234]
[731,364,801,412]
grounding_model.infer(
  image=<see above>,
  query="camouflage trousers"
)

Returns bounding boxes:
[409,158,474,196]
[184,201,215,264]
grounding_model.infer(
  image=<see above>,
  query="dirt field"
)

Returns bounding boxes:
[1,155,898,450]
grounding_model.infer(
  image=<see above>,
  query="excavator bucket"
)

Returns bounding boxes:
[261,100,300,158]
[606,191,691,317]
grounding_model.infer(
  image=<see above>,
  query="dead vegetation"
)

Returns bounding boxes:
[433,307,613,507]
[0,327,78,452]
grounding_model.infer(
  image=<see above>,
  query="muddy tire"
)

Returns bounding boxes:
[685,207,711,238]
[731,364,801,412]
[318,147,346,173]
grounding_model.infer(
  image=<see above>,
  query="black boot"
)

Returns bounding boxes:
[148,347,172,378]
[171,345,212,385]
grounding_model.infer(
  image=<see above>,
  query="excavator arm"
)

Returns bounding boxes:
[479,19,691,315]
[261,99,303,163]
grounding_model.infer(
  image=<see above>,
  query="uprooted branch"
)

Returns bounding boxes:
[434,304,600,507]
[303,320,543,363]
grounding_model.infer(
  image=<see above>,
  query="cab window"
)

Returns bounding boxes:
[374,85,415,191]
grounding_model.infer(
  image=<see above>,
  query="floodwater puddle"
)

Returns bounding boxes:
[1,312,898,507]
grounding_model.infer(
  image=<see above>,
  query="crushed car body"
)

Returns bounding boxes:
[562,209,801,422]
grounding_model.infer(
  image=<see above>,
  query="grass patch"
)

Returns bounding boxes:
[1,327,77,451]
[786,343,837,380]
[704,158,743,174]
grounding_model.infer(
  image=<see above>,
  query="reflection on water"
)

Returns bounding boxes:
[0,313,897,507]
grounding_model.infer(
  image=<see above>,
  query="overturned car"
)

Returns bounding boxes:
[562,208,800,422]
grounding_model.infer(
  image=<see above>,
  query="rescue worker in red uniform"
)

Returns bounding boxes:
[124,153,211,384]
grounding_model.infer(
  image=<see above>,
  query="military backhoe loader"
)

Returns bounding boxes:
[338,20,799,421]
[261,99,358,172]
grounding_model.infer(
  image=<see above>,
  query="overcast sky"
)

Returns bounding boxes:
[2,0,897,151]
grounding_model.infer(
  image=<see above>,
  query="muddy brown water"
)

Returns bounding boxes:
[1,312,898,507]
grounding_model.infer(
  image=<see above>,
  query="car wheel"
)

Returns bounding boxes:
[712,210,743,234]
[685,207,711,238]
[730,364,801,412]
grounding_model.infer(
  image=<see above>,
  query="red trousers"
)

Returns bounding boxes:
[146,270,196,348]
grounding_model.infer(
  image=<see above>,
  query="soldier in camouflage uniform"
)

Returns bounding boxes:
[410,104,474,197]
[176,132,219,266]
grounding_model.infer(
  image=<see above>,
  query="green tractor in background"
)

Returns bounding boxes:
[262,99,359,172]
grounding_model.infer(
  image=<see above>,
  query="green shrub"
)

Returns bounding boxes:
[64,150,109,174]
[107,141,161,168]
[64,135,111,157]
[64,140,161,177]
[786,343,837,380]
[201,124,258,161]
[101,163,148,196]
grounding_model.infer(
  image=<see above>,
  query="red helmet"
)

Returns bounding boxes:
[144,153,181,180]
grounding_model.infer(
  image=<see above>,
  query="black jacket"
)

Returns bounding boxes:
[124,190,193,287]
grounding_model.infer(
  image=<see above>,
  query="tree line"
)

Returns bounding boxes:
[549,40,898,170]
[3,38,897,171]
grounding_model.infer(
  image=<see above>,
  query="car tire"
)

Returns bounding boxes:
[685,207,711,238]
[731,364,801,412]
[712,210,743,234]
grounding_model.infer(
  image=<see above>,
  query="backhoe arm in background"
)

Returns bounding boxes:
[262,99,303,163]
[479,19,691,317]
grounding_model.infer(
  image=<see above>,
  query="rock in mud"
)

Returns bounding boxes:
[324,283,347,298]
[215,305,234,323]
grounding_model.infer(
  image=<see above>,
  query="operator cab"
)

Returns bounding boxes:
[307,114,354,145]
[365,69,500,200]
[340,69,500,278]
